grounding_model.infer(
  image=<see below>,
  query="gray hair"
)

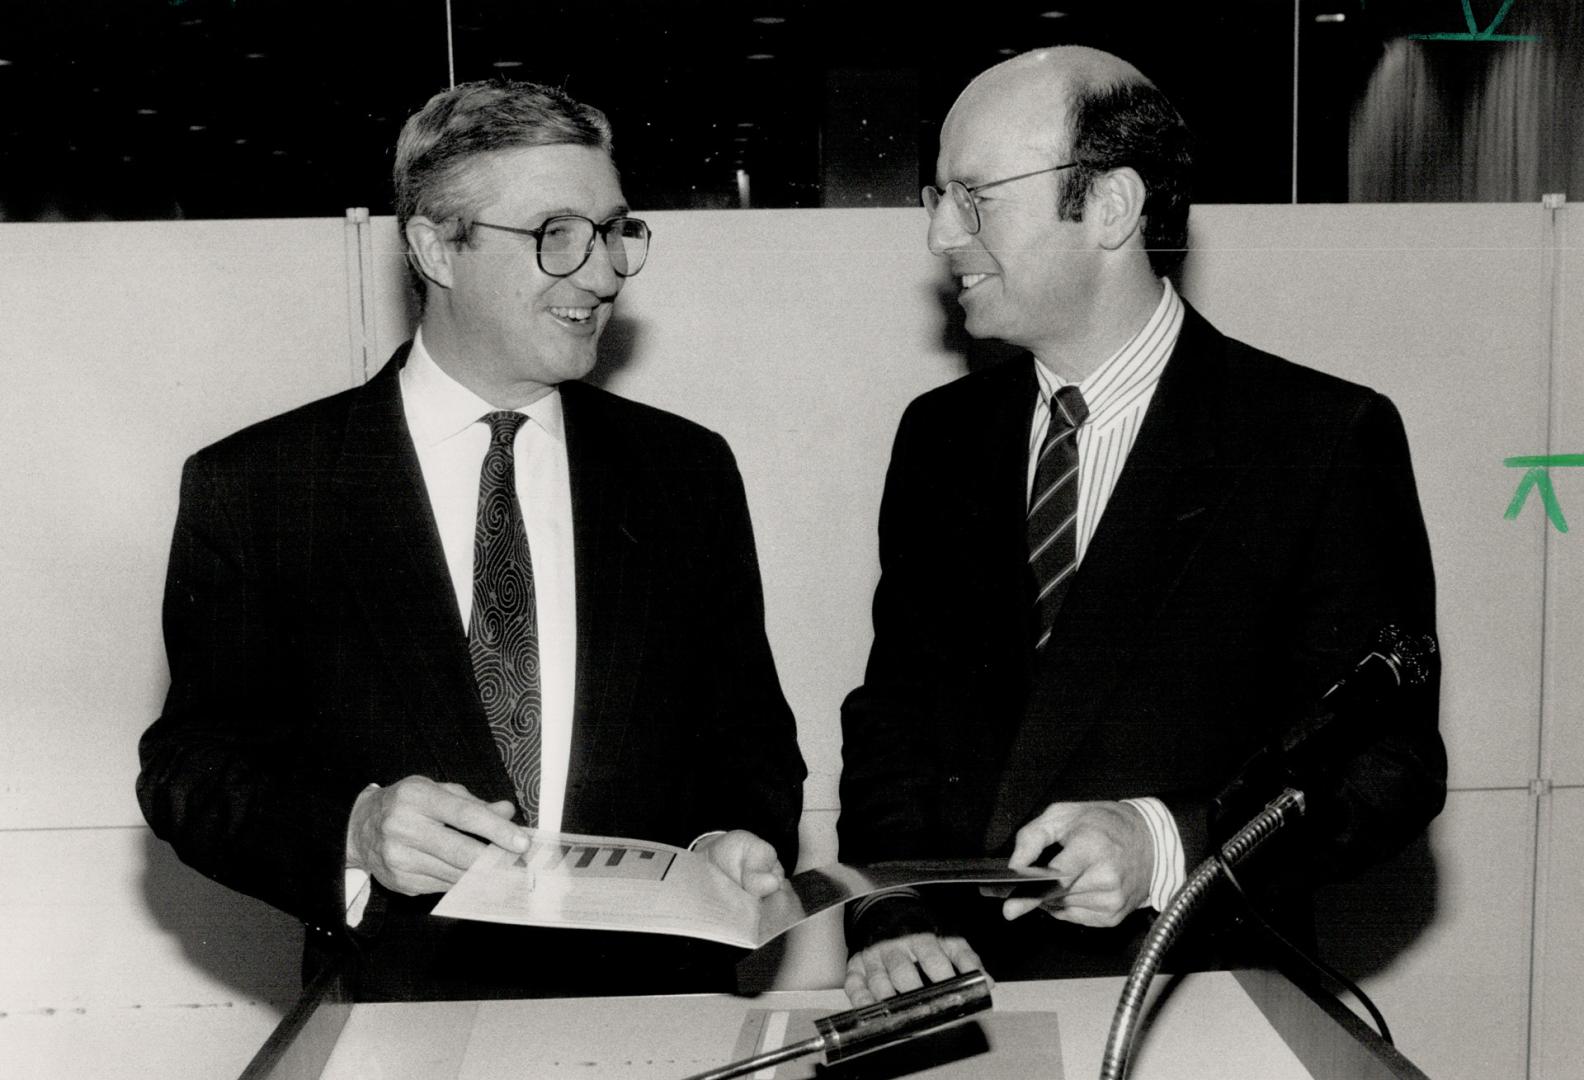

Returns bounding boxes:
[394,79,614,291]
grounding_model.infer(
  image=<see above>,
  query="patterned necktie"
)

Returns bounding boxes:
[468,411,542,825]
[1028,384,1089,651]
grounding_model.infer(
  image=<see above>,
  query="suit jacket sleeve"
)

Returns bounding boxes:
[1209,390,1446,893]
[137,449,365,938]
[838,398,954,866]
[684,432,806,870]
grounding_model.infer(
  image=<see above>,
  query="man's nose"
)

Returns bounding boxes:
[571,230,622,296]
[927,197,973,256]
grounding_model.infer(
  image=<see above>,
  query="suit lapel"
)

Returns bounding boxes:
[558,382,649,831]
[332,347,514,801]
[983,306,1239,848]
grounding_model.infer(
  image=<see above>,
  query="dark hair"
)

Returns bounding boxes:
[394,79,614,292]
[1055,78,1193,277]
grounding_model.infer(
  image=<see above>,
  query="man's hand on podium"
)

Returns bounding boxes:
[843,932,986,1007]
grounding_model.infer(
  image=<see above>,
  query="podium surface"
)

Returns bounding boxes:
[242,965,1428,1080]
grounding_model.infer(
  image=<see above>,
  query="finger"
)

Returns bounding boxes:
[938,937,986,977]
[742,869,784,898]
[844,959,879,1007]
[881,950,926,996]
[911,937,960,984]
[484,799,518,820]
[430,795,531,852]
[1003,896,1045,921]
[1009,803,1079,867]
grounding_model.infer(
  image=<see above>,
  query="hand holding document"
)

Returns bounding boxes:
[432,828,1066,949]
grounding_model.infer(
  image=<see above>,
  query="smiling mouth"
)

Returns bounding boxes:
[549,305,596,324]
[959,273,991,290]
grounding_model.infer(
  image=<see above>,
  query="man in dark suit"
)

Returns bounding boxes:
[838,47,1445,1003]
[137,80,805,1001]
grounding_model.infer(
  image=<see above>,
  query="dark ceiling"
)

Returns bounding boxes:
[0,0,1547,220]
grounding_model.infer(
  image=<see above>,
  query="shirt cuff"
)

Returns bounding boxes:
[345,782,379,927]
[850,886,924,924]
[1122,797,1186,912]
[344,868,372,927]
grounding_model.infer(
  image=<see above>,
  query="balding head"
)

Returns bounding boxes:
[943,46,1193,278]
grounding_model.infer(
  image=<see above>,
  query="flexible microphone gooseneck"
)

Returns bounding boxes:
[1100,626,1437,1080]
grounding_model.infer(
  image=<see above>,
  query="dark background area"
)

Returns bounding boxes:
[0,0,1571,221]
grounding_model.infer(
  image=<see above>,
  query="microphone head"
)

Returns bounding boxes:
[1375,625,1438,688]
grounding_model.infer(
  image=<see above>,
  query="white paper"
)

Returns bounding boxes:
[433,828,1067,949]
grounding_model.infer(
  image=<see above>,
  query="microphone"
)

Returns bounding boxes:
[677,971,992,1080]
[1277,624,1437,760]
[1215,625,1437,824]
[1107,629,1437,1080]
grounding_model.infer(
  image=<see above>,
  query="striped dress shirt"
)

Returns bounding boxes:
[1027,280,1187,914]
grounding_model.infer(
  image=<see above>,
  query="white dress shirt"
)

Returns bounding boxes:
[400,329,578,833]
[346,330,579,921]
[1028,280,1187,913]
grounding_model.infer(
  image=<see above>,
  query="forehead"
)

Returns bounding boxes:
[469,143,625,217]
[937,78,1068,184]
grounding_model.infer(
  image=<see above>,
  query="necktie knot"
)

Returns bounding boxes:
[481,410,528,446]
[1051,384,1089,430]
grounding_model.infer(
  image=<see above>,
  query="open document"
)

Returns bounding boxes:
[432,829,1066,949]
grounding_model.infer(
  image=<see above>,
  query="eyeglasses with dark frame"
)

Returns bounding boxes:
[467,214,653,278]
[920,162,1080,235]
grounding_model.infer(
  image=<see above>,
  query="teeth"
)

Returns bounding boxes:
[960,273,989,289]
[550,306,594,322]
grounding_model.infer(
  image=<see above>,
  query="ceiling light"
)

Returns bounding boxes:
[136,108,158,116]
[752,16,786,24]
[492,59,523,68]
[0,59,13,66]
[1040,10,1068,17]
[1314,12,1346,22]
[747,53,775,60]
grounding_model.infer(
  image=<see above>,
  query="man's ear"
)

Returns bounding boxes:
[1088,166,1147,254]
[405,215,457,290]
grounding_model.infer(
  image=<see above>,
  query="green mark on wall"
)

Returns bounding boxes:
[1503,455,1584,533]
[1409,0,1539,42]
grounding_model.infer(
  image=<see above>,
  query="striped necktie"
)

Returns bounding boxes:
[468,411,542,825]
[1028,385,1089,651]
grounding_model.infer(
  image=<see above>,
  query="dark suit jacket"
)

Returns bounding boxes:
[138,344,806,1000]
[838,304,1445,978]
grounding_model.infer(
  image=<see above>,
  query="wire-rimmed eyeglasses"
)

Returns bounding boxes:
[468,214,652,278]
[920,162,1080,235]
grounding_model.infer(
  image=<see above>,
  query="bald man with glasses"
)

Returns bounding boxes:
[138,79,805,1001]
[838,46,1444,1003]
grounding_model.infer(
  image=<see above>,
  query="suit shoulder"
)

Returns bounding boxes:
[901,357,1030,423]
[1218,335,1388,424]
[186,382,364,475]
[562,381,732,458]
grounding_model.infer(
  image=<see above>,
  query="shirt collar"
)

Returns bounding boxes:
[1034,279,1183,422]
[400,326,566,450]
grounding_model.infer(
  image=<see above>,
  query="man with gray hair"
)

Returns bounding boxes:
[139,80,805,1000]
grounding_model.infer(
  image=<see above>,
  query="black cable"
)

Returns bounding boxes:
[1213,852,1394,1046]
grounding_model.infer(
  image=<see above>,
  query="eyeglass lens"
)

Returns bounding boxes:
[919,183,980,234]
[539,216,650,278]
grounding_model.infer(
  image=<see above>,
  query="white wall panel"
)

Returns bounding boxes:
[0,828,299,1012]
[1532,785,1584,1080]
[1183,204,1551,792]
[1542,206,1584,788]
[1314,788,1535,1080]
[0,219,360,832]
